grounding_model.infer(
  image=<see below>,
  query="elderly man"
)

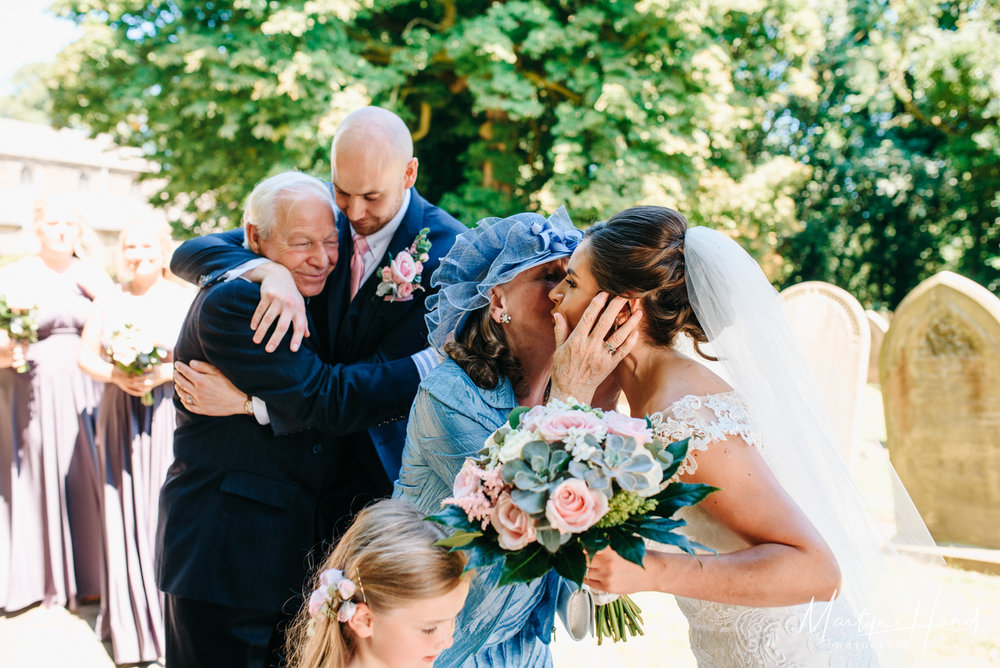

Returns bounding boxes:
[157,171,415,667]
[170,106,466,510]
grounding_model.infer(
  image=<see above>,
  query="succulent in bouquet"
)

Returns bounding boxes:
[427,399,716,644]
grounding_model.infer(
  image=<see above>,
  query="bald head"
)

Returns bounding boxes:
[332,106,413,166]
[330,106,419,236]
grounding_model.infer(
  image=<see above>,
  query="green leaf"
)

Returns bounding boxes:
[652,482,718,517]
[460,541,506,572]
[552,541,588,587]
[608,529,646,567]
[627,517,685,543]
[508,405,530,429]
[661,438,690,480]
[498,544,552,586]
[434,529,483,549]
[425,505,478,533]
[580,530,610,557]
[627,519,714,557]
[536,527,563,554]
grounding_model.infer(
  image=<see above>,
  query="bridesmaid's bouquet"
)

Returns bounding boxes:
[106,323,168,406]
[428,399,716,644]
[0,294,40,374]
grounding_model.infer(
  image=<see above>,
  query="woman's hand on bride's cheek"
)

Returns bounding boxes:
[584,547,649,595]
[550,293,642,405]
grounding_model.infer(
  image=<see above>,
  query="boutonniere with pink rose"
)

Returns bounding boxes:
[375,227,432,302]
[427,399,717,644]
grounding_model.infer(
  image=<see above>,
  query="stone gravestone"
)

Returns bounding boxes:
[881,271,1000,549]
[866,310,890,385]
[781,281,871,462]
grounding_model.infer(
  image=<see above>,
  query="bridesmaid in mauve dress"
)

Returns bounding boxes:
[0,195,111,613]
[78,219,192,665]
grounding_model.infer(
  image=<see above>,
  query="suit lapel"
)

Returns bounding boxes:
[338,190,425,361]
[323,211,353,351]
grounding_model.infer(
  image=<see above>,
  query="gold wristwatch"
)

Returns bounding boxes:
[243,396,254,416]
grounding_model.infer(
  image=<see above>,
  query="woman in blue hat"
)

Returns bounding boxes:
[393,209,638,668]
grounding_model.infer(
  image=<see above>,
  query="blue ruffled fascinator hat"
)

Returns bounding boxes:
[426,207,583,353]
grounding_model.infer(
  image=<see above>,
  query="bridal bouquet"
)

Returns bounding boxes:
[0,294,40,374]
[427,399,716,643]
[106,323,168,406]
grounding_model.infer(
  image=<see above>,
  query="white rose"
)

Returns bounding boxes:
[498,428,535,463]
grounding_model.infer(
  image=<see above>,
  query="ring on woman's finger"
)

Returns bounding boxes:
[605,341,617,355]
[186,394,195,404]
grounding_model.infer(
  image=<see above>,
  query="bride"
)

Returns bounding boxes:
[547,206,929,666]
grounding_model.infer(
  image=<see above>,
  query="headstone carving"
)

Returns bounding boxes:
[881,271,1000,548]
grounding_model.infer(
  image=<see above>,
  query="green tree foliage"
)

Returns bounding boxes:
[777,0,1000,308]
[48,0,819,259]
[0,63,56,124]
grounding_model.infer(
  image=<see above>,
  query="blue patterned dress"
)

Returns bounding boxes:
[393,358,561,668]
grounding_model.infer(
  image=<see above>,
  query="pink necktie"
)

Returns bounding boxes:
[350,233,369,300]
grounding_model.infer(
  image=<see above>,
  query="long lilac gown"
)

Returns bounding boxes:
[93,280,190,664]
[0,257,106,612]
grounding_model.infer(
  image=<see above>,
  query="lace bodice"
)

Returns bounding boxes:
[645,392,878,667]
[649,391,764,477]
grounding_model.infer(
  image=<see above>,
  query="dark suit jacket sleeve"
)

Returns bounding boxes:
[198,280,418,436]
[170,229,253,286]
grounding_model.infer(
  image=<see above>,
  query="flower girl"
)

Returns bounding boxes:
[286,499,471,668]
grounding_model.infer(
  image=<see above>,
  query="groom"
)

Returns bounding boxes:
[169,106,465,523]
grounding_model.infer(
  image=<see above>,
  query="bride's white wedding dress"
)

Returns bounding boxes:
[649,391,879,668]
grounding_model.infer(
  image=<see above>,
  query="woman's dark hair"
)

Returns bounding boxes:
[585,206,714,360]
[444,307,525,392]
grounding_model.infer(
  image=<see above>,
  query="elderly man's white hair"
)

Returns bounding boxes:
[242,171,335,246]
[330,106,414,165]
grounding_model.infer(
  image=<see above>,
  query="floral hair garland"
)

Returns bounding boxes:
[307,568,364,630]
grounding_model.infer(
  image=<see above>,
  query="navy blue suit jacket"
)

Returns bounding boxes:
[156,279,413,612]
[169,187,466,480]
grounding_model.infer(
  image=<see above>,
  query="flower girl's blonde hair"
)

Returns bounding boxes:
[286,499,468,668]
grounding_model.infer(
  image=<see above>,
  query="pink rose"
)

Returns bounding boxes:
[381,266,392,282]
[490,491,538,550]
[536,410,606,443]
[319,568,344,587]
[414,261,423,275]
[390,252,417,283]
[453,459,481,498]
[337,600,357,622]
[603,411,652,447]
[308,588,330,618]
[517,405,547,432]
[337,578,356,599]
[545,478,608,534]
[396,282,414,299]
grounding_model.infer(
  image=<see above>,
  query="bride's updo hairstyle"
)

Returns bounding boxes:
[286,499,468,668]
[585,206,714,360]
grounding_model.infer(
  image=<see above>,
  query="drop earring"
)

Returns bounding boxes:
[500,312,511,324]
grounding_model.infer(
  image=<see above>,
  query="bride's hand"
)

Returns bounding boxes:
[173,359,248,417]
[550,293,642,405]
[584,547,651,595]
